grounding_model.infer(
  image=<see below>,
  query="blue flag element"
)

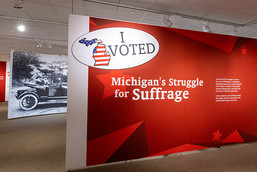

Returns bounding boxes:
[79,38,97,47]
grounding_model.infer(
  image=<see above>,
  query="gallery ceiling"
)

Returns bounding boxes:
[1,0,257,61]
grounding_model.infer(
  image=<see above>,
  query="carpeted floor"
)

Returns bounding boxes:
[1,101,257,172]
[75,143,257,172]
[0,102,66,172]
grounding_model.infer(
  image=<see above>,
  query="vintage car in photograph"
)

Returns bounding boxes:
[15,74,67,111]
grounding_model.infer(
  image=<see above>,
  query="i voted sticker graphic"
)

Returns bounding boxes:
[71,27,159,69]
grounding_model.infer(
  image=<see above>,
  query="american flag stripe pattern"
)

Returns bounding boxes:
[93,44,111,66]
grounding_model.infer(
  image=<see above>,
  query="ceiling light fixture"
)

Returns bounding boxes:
[12,0,24,9]
[163,15,173,27]
[17,23,25,32]
[36,42,42,48]
[17,20,26,32]
[202,21,211,33]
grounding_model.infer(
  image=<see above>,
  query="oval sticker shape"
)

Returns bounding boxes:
[71,27,159,69]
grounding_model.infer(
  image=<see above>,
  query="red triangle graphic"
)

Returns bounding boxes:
[150,144,208,157]
[87,121,144,166]
[222,130,244,143]
[90,17,120,26]
[169,28,238,53]
[90,18,97,26]
[238,130,257,142]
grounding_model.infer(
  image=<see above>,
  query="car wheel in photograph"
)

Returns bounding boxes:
[19,94,38,110]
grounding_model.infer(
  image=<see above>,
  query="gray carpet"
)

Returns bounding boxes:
[75,143,257,172]
[1,102,257,172]
[0,102,66,172]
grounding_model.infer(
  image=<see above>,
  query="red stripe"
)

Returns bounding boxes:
[95,59,110,62]
[95,63,109,66]
[97,46,105,48]
[93,54,110,58]
[96,50,106,53]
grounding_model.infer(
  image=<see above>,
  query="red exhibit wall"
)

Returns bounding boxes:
[0,61,6,102]
[86,18,257,166]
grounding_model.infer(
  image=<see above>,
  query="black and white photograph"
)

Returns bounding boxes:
[8,50,68,119]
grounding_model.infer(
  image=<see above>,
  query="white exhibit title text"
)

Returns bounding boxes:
[111,77,204,102]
